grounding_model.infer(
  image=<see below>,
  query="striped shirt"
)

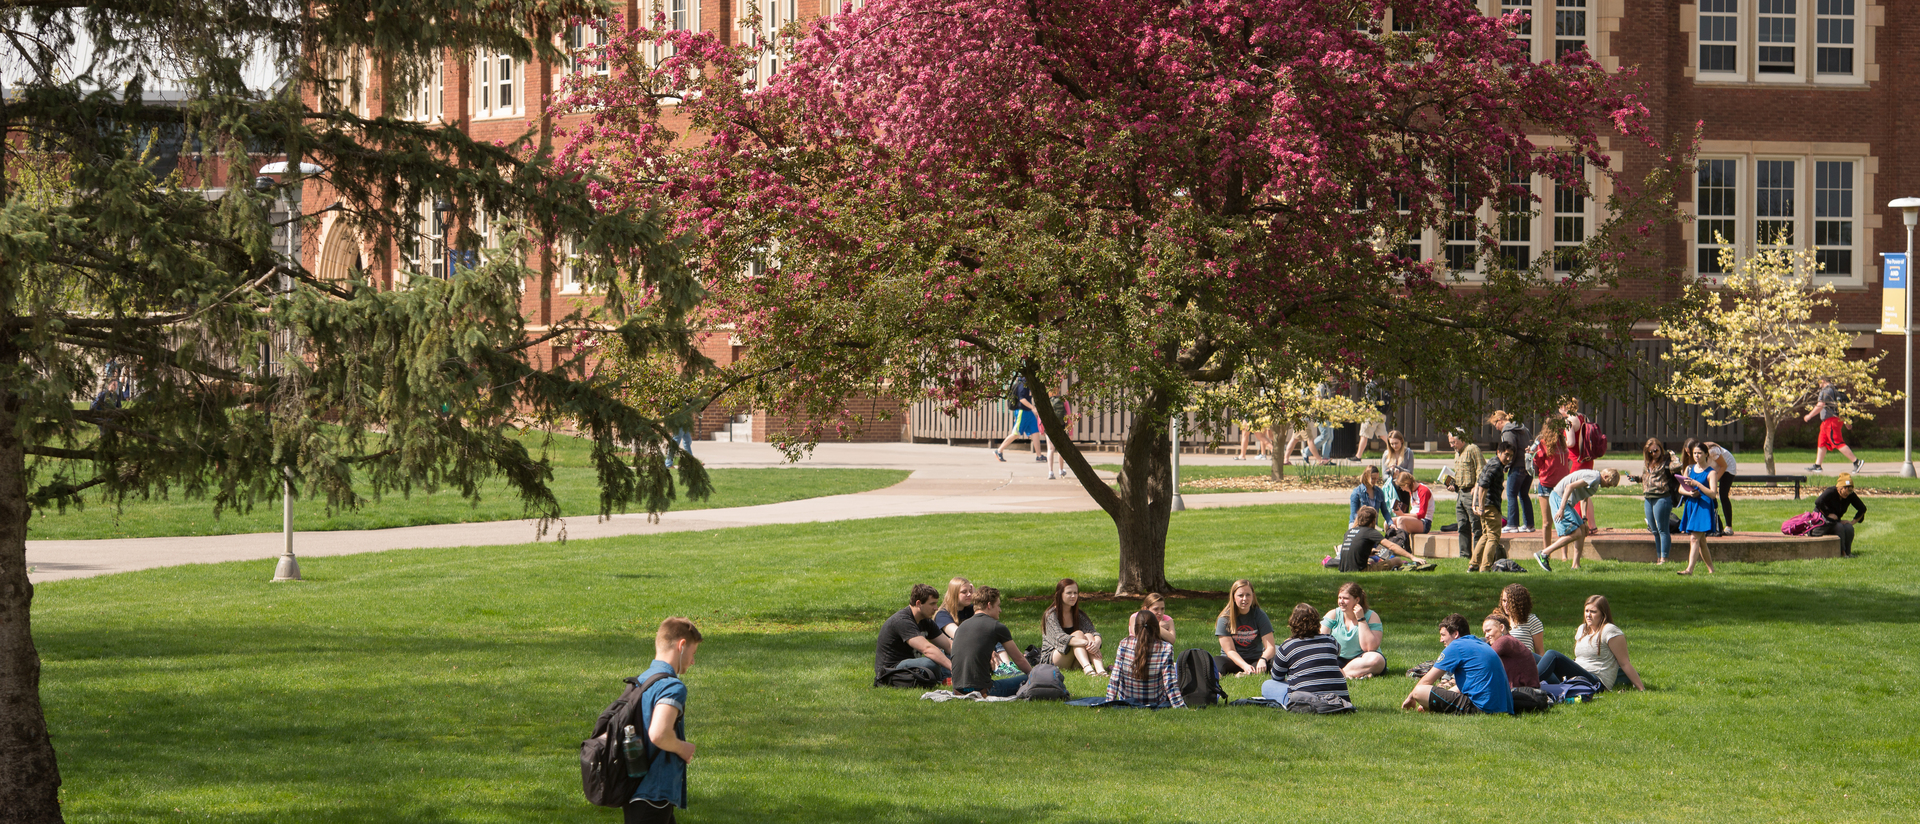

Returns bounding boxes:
[1270,636,1349,699]
[1509,613,1545,658]
[1106,637,1185,708]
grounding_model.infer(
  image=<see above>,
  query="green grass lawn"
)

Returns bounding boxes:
[29,433,907,539]
[34,498,1920,822]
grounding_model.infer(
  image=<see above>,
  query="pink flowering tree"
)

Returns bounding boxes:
[558,0,1688,593]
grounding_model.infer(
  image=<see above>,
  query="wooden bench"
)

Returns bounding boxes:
[1726,474,1811,499]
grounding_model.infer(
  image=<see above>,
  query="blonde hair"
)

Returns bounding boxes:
[1217,579,1259,629]
[1600,468,1622,486]
[939,577,973,622]
[1488,410,1511,425]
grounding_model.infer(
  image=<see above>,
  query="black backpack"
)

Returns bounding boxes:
[872,663,940,689]
[1176,648,1227,707]
[580,672,674,808]
[1511,686,1554,713]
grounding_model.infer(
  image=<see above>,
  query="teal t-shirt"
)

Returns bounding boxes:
[1320,608,1383,659]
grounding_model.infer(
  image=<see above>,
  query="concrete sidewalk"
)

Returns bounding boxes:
[24,440,1854,584]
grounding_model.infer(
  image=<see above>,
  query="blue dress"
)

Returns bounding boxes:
[1677,465,1717,534]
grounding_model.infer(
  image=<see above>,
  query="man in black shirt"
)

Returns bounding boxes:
[951,587,1033,696]
[1470,443,1514,572]
[874,584,952,682]
[1813,473,1867,557]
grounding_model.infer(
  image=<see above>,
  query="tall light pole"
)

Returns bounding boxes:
[1891,198,1920,478]
[1170,414,1186,512]
[257,162,316,581]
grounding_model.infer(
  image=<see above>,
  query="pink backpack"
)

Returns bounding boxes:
[1780,512,1825,536]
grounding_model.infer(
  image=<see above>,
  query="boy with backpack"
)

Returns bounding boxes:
[626,617,702,823]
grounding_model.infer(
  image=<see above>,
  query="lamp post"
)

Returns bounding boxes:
[1170,414,1186,512]
[1891,198,1920,478]
[434,200,455,278]
[255,167,303,581]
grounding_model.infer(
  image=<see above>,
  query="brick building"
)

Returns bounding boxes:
[290,1,1915,446]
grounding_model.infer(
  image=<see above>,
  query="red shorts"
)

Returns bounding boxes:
[1819,417,1847,450]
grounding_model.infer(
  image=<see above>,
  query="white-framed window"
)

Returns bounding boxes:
[559,236,591,293]
[646,0,701,70]
[322,46,371,118]
[1691,154,1862,281]
[401,52,444,122]
[565,20,611,77]
[401,200,448,287]
[1691,0,1865,84]
[742,0,797,87]
[473,48,525,119]
[1393,151,1602,280]
[1485,0,1589,61]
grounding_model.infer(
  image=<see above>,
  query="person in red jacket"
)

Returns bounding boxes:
[1532,424,1572,542]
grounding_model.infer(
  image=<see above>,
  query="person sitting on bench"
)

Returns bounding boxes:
[1812,473,1866,557]
[874,584,952,682]
[1533,468,1621,572]
[1401,613,1515,715]
[950,587,1032,697]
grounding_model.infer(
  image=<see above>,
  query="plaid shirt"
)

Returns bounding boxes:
[1105,637,1185,708]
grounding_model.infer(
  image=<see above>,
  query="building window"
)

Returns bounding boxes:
[1499,161,1533,271]
[1696,159,1739,274]
[1553,162,1587,272]
[1693,0,1864,83]
[566,21,611,76]
[473,48,524,119]
[402,201,448,286]
[1692,154,1862,280]
[560,236,590,293]
[402,52,444,122]
[1554,0,1589,57]
[744,0,796,87]
[1814,160,1854,276]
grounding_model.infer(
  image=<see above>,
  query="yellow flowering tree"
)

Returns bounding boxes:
[1657,243,1899,475]
[1200,362,1381,480]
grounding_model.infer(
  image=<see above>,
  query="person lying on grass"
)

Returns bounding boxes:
[1537,594,1645,691]
[1105,609,1186,708]
[950,586,1033,698]
[1042,578,1106,677]
[625,617,702,824]
[1261,603,1351,709]
[1402,613,1515,716]
[1214,578,1278,678]
[874,583,953,682]
[1532,468,1622,572]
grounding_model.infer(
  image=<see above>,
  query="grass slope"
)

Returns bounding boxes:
[35,499,1920,822]
[29,431,908,540]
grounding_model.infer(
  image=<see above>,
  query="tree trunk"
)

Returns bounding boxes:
[1111,393,1174,595]
[0,398,65,823]
[1763,416,1778,476]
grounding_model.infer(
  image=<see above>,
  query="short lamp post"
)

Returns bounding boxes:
[1891,197,1920,478]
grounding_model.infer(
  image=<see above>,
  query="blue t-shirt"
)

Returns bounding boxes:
[1434,636,1515,715]
[631,659,690,808]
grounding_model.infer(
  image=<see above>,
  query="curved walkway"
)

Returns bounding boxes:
[23,442,1843,583]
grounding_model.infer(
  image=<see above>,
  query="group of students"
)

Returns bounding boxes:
[874,576,1641,715]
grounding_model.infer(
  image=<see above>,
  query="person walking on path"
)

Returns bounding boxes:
[1470,443,1513,572]
[992,375,1044,463]
[1637,440,1680,565]
[1805,377,1864,474]
[1445,430,1485,560]
[1351,380,1393,462]
[1491,411,1534,533]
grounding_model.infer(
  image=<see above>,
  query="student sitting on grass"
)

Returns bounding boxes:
[1337,507,1429,572]
[1537,595,1645,691]
[1132,592,1177,643]
[950,587,1033,698]
[1322,582,1387,678]
[874,584,953,682]
[932,577,975,651]
[1214,579,1278,678]
[1350,466,1389,524]
[1482,614,1540,689]
[1261,603,1351,708]
[1042,578,1106,676]
[1532,467,1622,572]
[1401,613,1515,715]
[626,617,702,824]
[1105,609,1186,708]
[1812,473,1866,557]
[1498,583,1545,659]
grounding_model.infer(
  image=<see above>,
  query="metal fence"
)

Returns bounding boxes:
[907,339,1745,450]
